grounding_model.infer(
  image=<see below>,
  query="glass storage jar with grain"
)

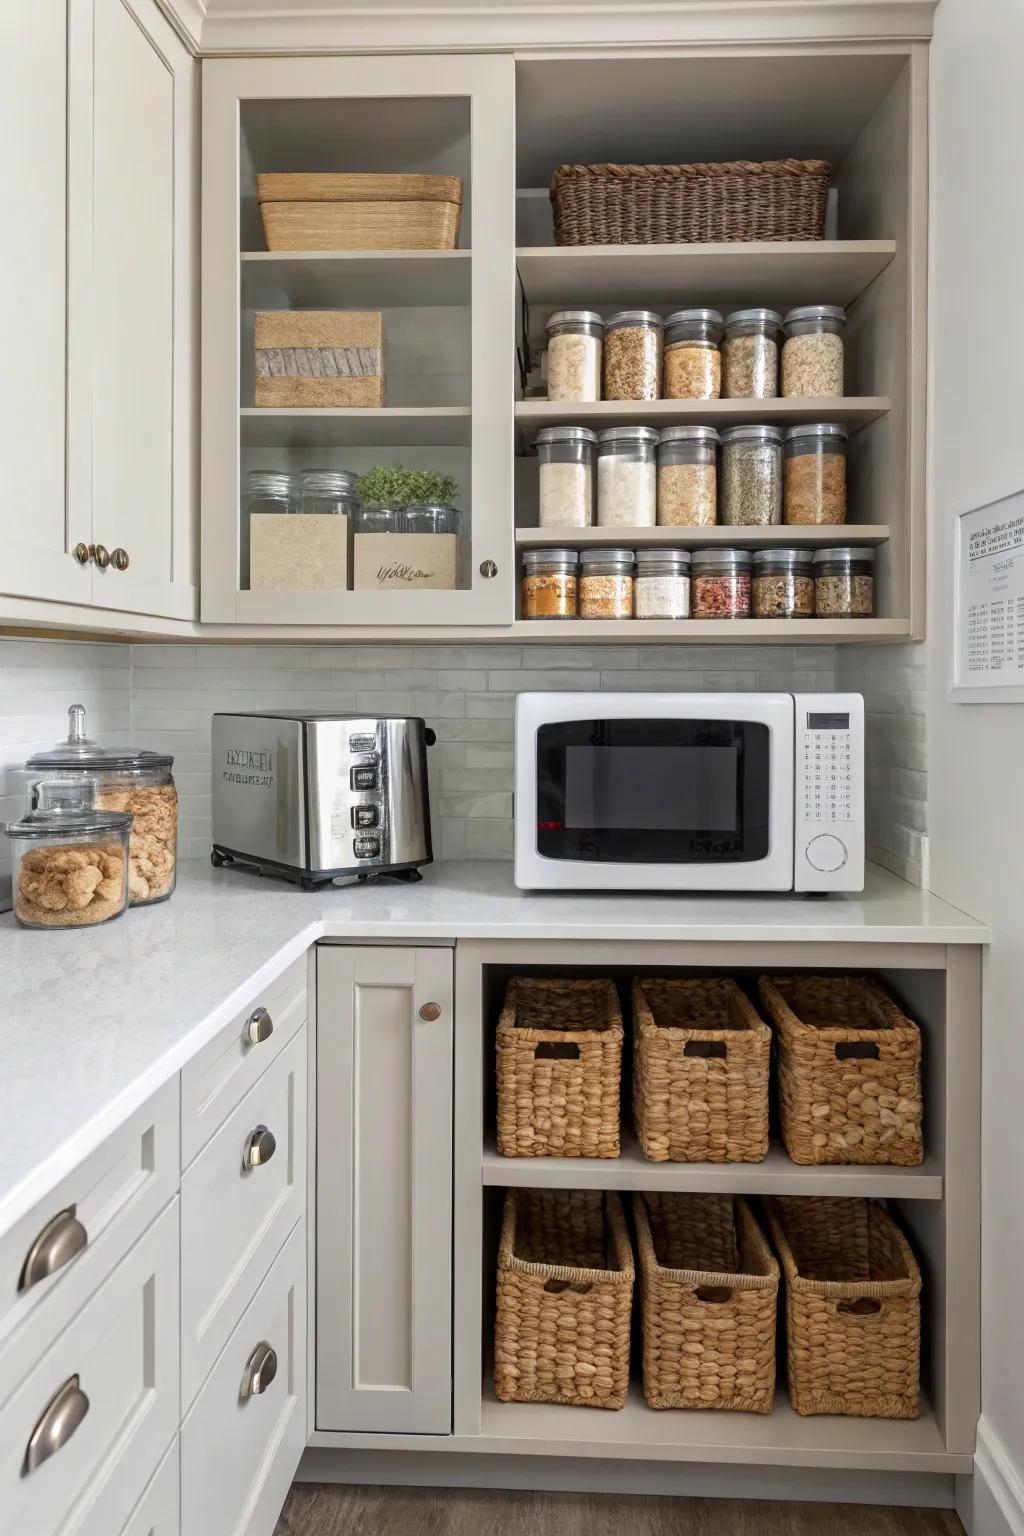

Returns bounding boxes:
[814,547,875,617]
[545,311,604,402]
[692,548,752,619]
[782,305,846,398]
[657,426,719,527]
[602,311,663,401]
[752,548,816,618]
[5,780,131,930]
[598,426,658,528]
[579,547,635,619]
[784,423,848,525]
[536,426,597,528]
[521,548,578,620]
[722,309,782,399]
[663,309,723,400]
[634,548,691,619]
[721,424,783,526]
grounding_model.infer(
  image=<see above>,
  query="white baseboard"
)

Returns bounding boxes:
[962,1419,1024,1536]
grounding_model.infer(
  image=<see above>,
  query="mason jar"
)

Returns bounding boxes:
[5,780,131,930]
[782,305,847,397]
[578,547,635,619]
[784,423,848,525]
[300,469,360,516]
[722,309,782,399]
[244,469,297,516]
[814,547,875,617]
[692,548,753,619]
[598,426,658,528]
[663,309,723,400]
[545,311,604,402]
[634,548,691,619]
[602,311,663,401]
[536,425,597,528]
[657,426,719,527]
[402,505,462,535]
[752,548,816,618]
[521,547,579,620]
[720,424,784,526]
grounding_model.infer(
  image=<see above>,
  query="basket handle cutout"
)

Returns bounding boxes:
[837,1296,883,1316]
[543,1278,593,1296]
[684,1040,727,1059]
[535,1041,580,1061]
[835,1041,881,1061]
[695,1286,733,1304]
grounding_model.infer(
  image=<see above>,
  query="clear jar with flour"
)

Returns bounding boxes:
[536,425,597,528]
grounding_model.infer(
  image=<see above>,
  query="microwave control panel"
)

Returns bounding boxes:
[793,693,865,893]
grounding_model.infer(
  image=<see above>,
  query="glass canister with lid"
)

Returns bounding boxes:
[692,548,753,618]
[602,311,663,401]
[722,309,782,399]
[536,426,597,528]
[545,311,604,402]
[5,780,131,930]
[598,426,658,528]
[24,704,178,906]
[634,548,691,618]
[299,468,360,516]
[578,547,635,619]
[782,305,846,398]
[784,423,848,525]
[663,309,723,400]
[657,426,719,527]
[244,469,297,516]
[752,548,816,618]
[521,548,579,620]
[720,424,784,526]
[814,547,875,616]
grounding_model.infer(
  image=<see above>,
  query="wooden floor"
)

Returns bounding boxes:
[275,1484,963,1536]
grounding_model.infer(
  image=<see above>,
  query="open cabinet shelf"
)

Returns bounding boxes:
[509,619,911,642]
[516,397,891,444]
[515,524,892,550]
[239,406,473,448]
[240,249,471,308]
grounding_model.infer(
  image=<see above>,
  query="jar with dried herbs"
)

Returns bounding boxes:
[782,305,846,398]
[602,311,663,401]
[634,548,691,618]
[692,549,752,619]
[521,548,578,620]
[722,309,782,398]
[578,547,634,619]
[752,548,815,618]
[721,425,783,526]
[545,311,604,403]
[598,426,658,527]
[814,548,875,617]
[663,309,723,400]
[657,426,719,527]
[784,423,848,525]
[536,425,597,528]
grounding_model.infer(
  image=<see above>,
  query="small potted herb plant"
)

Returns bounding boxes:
[353,465,462,591]
[356,465,458,511]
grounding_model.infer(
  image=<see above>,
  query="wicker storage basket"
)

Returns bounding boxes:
[257,172,463,252]
[550,160,831,246]
[632,978,771,1164]
[494,1189,634,1409]
[759,975,923,1167]
[496,977,623,1159]
[765,1196,921,1419]
[636,1192,779,1413]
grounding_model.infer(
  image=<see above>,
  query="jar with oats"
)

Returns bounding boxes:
[602,311,663,401]
[782,305,846,398]
[692,548,752,619]
[578,547,634,619]
[657,426,719,527]
[663,309,723,400]
[598,426,658,528]
[722,309,782,399]
[545,311,604,403]
[784,422,848,525]
[721,424,783,526]
[814,547,875,617]
[536,425,597,528]
[521,548,578,620]
[752,548,815,618]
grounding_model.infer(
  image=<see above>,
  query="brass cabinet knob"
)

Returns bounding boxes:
[92,544,110,570]
[244,1006,273,1047]
[111,547,129,571]
[72,543,91,566]
[242,1124,276,1170]
[418,1001,442,1022]
[18,1206,88,1294]
[23,1375,90,1476]
[240,1341,278,1399]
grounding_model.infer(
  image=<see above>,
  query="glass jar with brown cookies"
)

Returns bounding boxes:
[5,781,130,930]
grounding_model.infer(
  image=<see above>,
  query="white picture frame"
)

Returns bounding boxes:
[950,488,1024,703]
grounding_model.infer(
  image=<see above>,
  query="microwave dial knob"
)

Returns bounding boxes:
[806,833,848,873]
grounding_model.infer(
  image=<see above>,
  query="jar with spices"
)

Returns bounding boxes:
[722,309,782,399]
[299,468,359,516]
[5,780,131,930]
[634,548,691,619]
[752,548,816,618]
[692,549,752,619]
[663,309,723,400]
[545,311,604,402]
[521,548,578,620]
[784,423,848,525]
[536,426,597,528]
[657,426,719,527]
[598,426,658,528]
[814,548,875,617]
[579,547,634,619]
[782,306,846,398]
[721,425,783,526]
[602,311,663,401]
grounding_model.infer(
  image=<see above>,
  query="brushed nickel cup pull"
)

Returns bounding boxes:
[92,543,110,571]
[72,542,91,566]
[19,1206,88,1294]
[418,1001,441,1022]
[240,1341,278,1399]
[23,1375,90,1476]
[111,547,129,571]
[244,1006,274,1047]
[242,1125,276,1170]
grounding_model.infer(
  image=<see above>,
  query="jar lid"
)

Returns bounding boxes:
[535,426,599,446]
[580,546,635,567]
[658,425,721,445]
[300,469,359,496]
[605,310,663,331]
[635,547,692,569]
[26,705,174,773]
[246,470,295,496]
[5,779,132,841]
[665,308,724,328]
[753,547,814,568]
[813,547,875,566]
[724,308,783,330]
[693,547,753,568]
[783,304,847,326]
[597,426,660,447]
[720,424,785,444]
[546,310,605,331]
[785,422,849,443]
[522,547,579,567]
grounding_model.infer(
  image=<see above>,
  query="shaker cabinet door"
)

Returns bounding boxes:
[316,945,453,1434]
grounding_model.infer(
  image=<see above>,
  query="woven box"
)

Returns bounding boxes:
[550,160,831,246]
[258,172,463,252]
[632,978,770,1164]
[249,514,348,592]
[494,1189,634,1409]
[254,310,387,409]
[766,1196,922,1420]
[636,1192,779,1413]
[759,975,923,1167]
[496,977,623,1159]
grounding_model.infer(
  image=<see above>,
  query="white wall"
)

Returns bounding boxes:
[929,0,1024,1528]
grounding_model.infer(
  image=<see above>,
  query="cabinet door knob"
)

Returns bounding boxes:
[242,1124,276,1170]
[72,542,91,566]
[418,1001,442,1022]
[23,1375,90,1476]
[479,559,498,579]
[18,1206,88,1294]
[111,547,129,571]
[92,543,110,570]
[244,1006,273,1047]
[240,1341,278,1399]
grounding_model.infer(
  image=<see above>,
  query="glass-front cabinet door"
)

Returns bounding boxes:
[201,54,514,627]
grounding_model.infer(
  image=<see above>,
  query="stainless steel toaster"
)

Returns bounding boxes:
[211,712,434,888]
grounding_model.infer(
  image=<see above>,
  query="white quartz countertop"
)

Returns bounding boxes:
[0,860,985,1239]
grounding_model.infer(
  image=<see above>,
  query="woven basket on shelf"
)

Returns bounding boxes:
[257,172,463,251]
[636,1192,779,1413]
[765,1196,922,1420]
[494,1189,634,1409]
[496,977,623,1159]
[550,160,831,246]
[632,978,771,1164]
[759,975,923,1167]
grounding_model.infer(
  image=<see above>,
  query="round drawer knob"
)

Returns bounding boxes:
[418,1001,441,1022]
[242,1124,276,1170]
[244,1006,273,1046]
[240,1341,277,1399]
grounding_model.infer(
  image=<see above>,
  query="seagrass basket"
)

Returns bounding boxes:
[636,1192,779,1412]
[765,1196,921,1419]
[496,977,623,1158]
[494,1189,634,1409]
[759,975,923,1166]
[550,160,831,246]
[257,172,463,251]
[632,978,770,1163]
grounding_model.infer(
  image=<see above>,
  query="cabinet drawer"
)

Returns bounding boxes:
[120,1437,179,1536]
[181,955,307,1168]
[181,1029,306,1409]
[0,1200,179,1536]
[182,1218,305,1536]
[0,1078,179,1405]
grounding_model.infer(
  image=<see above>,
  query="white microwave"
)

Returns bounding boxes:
[514,692,865,894]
